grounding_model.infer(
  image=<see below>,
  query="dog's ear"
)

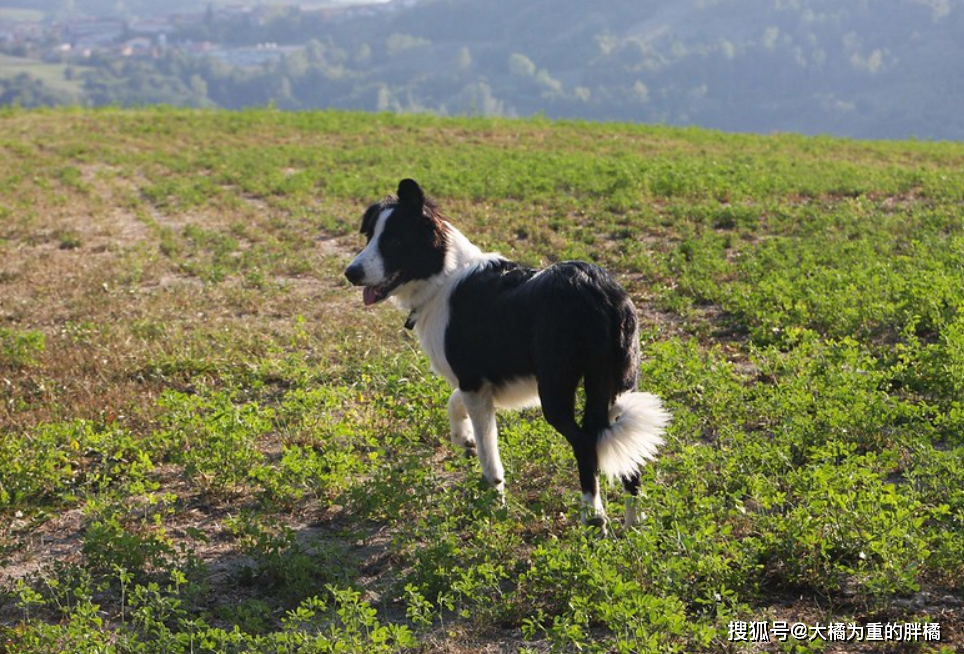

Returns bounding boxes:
[397,179,424,210]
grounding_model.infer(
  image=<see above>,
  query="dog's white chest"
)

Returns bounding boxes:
[414,299,457,388]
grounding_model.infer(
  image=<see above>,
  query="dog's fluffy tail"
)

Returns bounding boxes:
[596,392,670,482]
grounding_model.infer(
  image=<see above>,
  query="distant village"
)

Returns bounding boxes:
[0,2,412,68]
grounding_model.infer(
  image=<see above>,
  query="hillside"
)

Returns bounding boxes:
[2,0,964,139]
[2,107,964,652]
[347,0,964,139]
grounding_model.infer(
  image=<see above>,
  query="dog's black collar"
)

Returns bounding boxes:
[405,310,417,330]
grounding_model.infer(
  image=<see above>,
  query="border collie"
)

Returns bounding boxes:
[345,179,670,531]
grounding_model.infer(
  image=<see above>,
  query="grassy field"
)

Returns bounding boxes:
[1,106,963,653]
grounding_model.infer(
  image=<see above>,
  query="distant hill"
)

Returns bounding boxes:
[3,0,963,140]
[357,0,964,140]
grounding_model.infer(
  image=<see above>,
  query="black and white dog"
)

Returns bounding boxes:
[345,179,670,530]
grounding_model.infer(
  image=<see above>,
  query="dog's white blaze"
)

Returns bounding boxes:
[347,207,392,285]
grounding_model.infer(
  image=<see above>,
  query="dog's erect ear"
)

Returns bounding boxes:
[397,179,424,210]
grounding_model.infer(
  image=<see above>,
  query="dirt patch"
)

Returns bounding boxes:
[1,509,86,580]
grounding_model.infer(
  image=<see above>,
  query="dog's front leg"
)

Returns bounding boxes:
[459,389,505,498]
[447,389,477,457]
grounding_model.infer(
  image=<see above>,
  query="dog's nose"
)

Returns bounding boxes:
[345,262,364,285]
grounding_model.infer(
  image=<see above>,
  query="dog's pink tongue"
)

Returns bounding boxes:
[363,286,379,306]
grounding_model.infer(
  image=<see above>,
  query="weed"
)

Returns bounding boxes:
[0,327,45,368]
[158,389,272,497]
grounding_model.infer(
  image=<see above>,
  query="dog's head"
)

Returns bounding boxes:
[344,179,448,306]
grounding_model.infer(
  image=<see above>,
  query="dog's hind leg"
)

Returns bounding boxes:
[575,445,606,534]
[540,378,608,534]
[621,471,643,528]
[447,389,477,457]
[459,389,505,498]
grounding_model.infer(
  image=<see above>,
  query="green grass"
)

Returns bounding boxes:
[1,106,963,652]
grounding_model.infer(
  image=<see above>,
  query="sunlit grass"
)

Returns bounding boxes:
[1,106,963,653]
